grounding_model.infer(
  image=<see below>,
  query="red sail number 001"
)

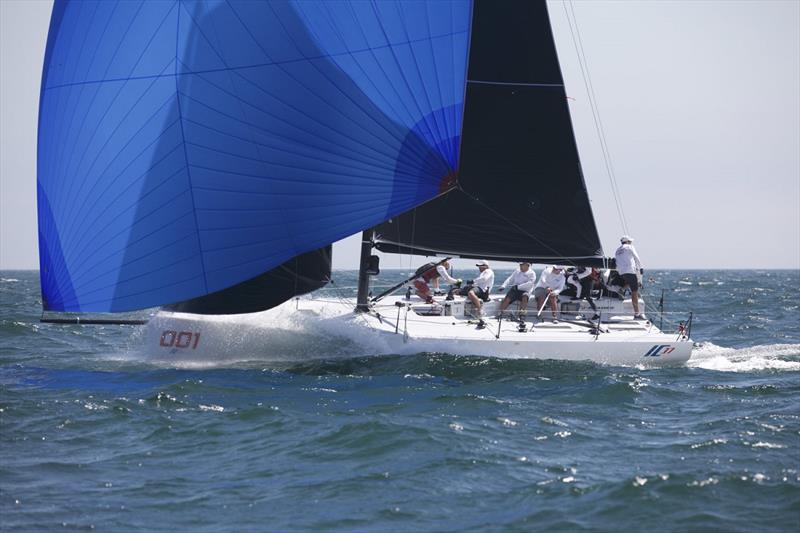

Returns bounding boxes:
[160,330,200,349]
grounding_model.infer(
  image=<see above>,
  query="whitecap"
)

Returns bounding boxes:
[691,438,727,449]
[750,442,786,449]
[688,477,719,487]
[541,416,568,427]
[198,404,224,412]
[499,418,518,427]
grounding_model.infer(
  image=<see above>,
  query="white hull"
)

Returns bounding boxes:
[143,293,693,366]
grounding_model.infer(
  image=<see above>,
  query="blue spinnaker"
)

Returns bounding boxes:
[37,0,470,312]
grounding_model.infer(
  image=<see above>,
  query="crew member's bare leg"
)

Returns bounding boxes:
[413,280,433,304]
[468,289,482,316]
[518,295,529,317]
[499,297,511,313]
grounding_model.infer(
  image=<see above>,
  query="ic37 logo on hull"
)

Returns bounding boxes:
[644,344,675,357]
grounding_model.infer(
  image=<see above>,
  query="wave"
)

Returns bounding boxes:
[688,342,800,372]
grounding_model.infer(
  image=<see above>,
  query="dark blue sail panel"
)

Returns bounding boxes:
[163,245,332,315]
[37,0,470,312]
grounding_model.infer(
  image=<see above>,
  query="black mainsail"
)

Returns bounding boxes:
[374,0,604,266]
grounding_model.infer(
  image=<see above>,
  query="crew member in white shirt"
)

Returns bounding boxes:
[614,235,645,320]
[534,265,566,322]
[498,261,536,317]
[458,260,494,317]
[430,262,460,295]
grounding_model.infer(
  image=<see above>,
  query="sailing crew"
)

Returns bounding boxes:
[567,267,601,320]
[498,261,536,318]
[413,260,460,304]
[614,235,645,320]
[603,269,626,299]
[454,260,494,317]
[534,265,566,322]
[566,267,590,299]
[430,262,458,295]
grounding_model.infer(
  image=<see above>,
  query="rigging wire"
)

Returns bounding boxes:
[563,0,630,237]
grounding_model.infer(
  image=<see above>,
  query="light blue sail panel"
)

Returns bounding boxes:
[37,0,471,312]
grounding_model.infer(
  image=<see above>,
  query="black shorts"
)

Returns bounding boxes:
[474,286,490,302]
[459,285,489,302]
[621,273,639,291]
[505,287,528,304]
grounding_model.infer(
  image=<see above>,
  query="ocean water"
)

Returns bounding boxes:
[1,269,798,531]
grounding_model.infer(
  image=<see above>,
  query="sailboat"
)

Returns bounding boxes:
[37,0,693,365]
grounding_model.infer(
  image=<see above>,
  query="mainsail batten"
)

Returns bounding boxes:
[38,0,471,312]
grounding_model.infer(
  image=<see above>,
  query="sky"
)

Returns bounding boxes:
[1,0,798,272]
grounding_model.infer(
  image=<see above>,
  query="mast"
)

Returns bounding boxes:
[355,228,375,313]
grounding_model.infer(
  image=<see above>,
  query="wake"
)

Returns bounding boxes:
[688,342,800,372]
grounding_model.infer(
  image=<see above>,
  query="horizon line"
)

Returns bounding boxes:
[2,267,799,272]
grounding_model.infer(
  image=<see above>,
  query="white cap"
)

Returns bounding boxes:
[552,265,564,270]
[620,235,634,243]
[475,260,490,268]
